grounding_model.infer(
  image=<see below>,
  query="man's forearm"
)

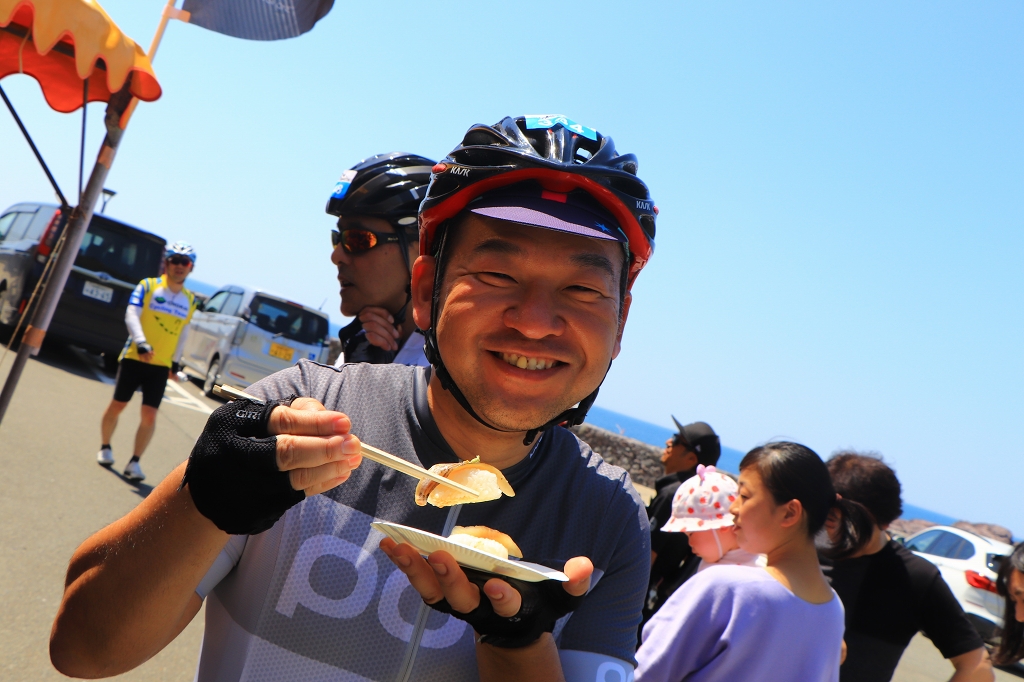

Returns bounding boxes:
[50,461,229,677]
[477,634,565,682]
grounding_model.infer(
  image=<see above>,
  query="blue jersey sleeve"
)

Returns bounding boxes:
[128,279,148,307]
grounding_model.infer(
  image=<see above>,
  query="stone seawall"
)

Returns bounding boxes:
[570,423,664,489]
[570,424,1016,543]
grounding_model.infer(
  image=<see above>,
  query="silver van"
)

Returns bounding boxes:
[177,285,331,395]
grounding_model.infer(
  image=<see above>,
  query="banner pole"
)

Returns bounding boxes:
[121,0,188,127]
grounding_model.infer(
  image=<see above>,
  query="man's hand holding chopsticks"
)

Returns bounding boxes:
[270,397,363,496]
[182,396,362,535]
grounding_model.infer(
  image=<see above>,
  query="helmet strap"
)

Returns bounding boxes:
[423,223,606,446]
[391,224,415,327]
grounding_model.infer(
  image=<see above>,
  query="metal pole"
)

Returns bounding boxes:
[79,78,88,203]
[0,2,181,426]
[0,83,70,209]
[0,88,131,425]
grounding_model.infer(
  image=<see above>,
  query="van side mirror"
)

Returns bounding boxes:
[195,299,206,312]
[240,306,251,321]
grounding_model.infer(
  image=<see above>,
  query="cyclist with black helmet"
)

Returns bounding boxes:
[52,116,657,682]
[327,153,433,366]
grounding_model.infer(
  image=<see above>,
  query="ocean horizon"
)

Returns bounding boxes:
[584,405,961,526]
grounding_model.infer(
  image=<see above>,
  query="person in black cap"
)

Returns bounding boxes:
[641,419,721,628]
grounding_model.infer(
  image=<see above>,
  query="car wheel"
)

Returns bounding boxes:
[203,358,221,397]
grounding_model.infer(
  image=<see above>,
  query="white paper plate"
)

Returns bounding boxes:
[372,521,568,583]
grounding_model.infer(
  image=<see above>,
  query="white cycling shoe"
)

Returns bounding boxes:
[97,447,114,467]
[123,460,145,481]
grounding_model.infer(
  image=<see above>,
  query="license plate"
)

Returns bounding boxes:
[268,342,294,362]
[82,281,113,303]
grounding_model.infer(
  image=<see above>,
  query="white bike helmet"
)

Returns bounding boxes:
[165,241,196,263]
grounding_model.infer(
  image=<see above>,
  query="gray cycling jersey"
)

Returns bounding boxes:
[195,360,649,682]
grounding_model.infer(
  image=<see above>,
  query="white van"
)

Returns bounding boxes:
[177,285,331,395]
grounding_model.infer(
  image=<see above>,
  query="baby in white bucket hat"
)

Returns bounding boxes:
[663,464,765,571]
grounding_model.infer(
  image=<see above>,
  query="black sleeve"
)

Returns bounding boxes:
[647,483,679,554]
[918,570,985,659]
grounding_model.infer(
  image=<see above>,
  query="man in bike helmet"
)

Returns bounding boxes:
[53,116,657,682]
[327,152,434,366]
[96,241,199,482]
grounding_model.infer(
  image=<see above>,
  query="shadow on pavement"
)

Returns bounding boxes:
[19,340,114,384]
[98,462,154,498]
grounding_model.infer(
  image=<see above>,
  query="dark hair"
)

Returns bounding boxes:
[820,451,903,559]
[995,542,1024,665]
[827,451,903,526]
[740,441,854,540]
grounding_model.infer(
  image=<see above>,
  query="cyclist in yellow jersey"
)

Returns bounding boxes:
[97,242,198,481]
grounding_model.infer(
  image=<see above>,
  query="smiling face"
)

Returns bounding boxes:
[331,214,417,317]
[730,467,806,556]
[415,213,629,431]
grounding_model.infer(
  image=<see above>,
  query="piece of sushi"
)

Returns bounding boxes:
[414,457,515,508]
[448,525,523,560]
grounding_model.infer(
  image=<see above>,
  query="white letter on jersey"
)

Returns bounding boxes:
[378,568,466,647]
[276,534,378,619]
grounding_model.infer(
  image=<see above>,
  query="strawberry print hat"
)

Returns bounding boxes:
[663,465,738,533]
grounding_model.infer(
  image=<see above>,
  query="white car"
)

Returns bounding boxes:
[903,525,1013,643]
[177,285,331,395]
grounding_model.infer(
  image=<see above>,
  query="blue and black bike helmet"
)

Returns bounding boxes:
[418,115,658,444]
[326,152,435,275]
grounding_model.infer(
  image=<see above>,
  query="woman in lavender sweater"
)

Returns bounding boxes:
[636,442,848,682]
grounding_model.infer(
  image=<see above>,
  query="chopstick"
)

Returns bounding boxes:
[212,385,480,498]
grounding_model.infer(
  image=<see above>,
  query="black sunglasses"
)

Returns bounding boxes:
[331,228,402,253]
[167,256,192,266]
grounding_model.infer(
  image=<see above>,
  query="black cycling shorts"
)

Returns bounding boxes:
[113,358,168,408]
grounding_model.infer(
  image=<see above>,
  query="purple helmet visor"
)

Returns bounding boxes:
[466,182,626,244]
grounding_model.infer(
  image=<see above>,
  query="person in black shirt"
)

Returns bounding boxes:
[822,452,994,682]
[994,541,1024,666]
[642,419,720,625]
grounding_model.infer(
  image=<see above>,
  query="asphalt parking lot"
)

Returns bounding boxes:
[0,343,1020,681]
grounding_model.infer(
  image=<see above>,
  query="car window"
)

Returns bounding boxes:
[204,291,230,314]
[24,208,56,241]
[0,212,17,240]
[76,220,164,283]
[4,211,36,242]
[249,295,328,345]
[924,531,965,558]
[221,293,243,317]
[953,540,976,560]
[906,530,943,554]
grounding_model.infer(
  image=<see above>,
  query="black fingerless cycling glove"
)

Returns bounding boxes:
[426,567,586,648]
[180,396,304,535]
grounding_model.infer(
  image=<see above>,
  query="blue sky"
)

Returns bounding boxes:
[2,2,1021,531]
